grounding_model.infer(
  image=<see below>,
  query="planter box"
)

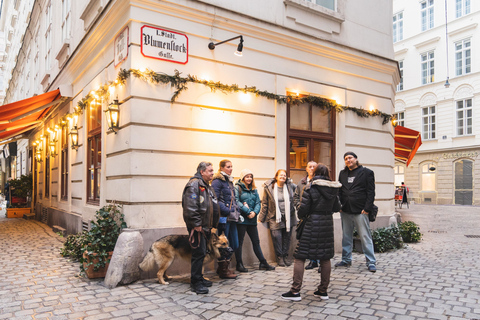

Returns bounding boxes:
[83,251,113,279]
[7,208,31,218]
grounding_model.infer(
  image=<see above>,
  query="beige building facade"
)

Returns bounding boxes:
[1,0,399,264]
[393,0,480,205]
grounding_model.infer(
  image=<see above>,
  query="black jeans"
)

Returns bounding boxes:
[270,228,291,258]
[188,228,207,284]
[235,224,267,264]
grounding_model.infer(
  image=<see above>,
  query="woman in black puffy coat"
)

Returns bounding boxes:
[281,164,341,302]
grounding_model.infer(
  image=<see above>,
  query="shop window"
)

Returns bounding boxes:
[394,165,405,187]
[61,125,68,201]
[456,98,472,136]
[87,100,102,204]
[288,98,335,183]
[421,162,436,191]
[454,159,473,205]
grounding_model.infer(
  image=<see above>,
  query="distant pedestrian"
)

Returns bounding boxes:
[258,169,296,267]
[282,163,341,301]
[335,152,377,272]
[401,182,409,208]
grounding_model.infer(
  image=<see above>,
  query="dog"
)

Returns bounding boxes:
[139,229,229,284]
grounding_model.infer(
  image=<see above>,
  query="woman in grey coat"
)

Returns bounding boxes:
[258,169,296,267]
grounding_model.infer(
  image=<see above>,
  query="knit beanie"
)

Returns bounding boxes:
[343,151,357,159]
[239,168,253,181]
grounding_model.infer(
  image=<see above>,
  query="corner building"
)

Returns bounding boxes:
[1,0,398,268]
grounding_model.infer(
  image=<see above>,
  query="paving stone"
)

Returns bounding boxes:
[2,205,480,320]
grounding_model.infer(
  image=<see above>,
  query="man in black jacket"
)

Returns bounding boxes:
[335,152,377,272]
[182,161,219,293]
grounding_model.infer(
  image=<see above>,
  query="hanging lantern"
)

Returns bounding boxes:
[105,99,120,133]
[70,126,79,150]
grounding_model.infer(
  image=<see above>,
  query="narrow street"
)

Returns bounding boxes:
[1,204,479,319]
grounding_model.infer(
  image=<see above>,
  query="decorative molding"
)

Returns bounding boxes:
[420,93,437,107]
[80,0,107,32]
[55,41,70,69]
[414,36,440,50]
[394,48,408,56]
[40,72,50,91]
[448,23,478,38]
[284,0,344,34]
[453,85,474,100]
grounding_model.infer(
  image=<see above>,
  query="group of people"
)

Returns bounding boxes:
[182,152,377,298]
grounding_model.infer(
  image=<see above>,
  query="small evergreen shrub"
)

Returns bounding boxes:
[372,226,403,253]
[398,221,422,243]
[60,232,89,260]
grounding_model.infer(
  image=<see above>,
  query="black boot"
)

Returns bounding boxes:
[191,282,209,294]
[305,260,318,270]
[277,256,286,267]
[236,261,248,273]
[259,261,275,271]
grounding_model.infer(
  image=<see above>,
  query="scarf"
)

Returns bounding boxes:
[274,182,291,232]
[220,171,234,182]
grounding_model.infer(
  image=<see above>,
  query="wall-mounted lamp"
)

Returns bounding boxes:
[34,140,43,162]
[208,35,244,57]
[49,141,57,157]
[429,165,436,172]
[105,98,120,133]
[70,126,79,150]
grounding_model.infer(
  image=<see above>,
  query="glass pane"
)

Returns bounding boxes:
[96,136,102,166]
[97,169,101,199]
[290,103,310,131]
[313,140,332,174]
[289,138,309,172]
[315,0,334,10]
[422,173,436,191]
[312,107,331,133]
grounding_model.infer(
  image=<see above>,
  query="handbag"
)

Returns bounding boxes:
[295,216,308,240]
[369,204,378,222]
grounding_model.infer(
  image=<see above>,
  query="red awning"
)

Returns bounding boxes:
[395,126,422,166]
[0,90,63,142]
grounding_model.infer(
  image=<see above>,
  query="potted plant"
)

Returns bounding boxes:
[79,204,127,278]
[6,173,33,218]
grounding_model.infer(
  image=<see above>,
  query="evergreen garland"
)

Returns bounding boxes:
[124,68,394,125]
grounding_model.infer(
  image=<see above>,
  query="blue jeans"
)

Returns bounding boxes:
[224,222,239,252]
[340,212,376,266]
[270,228,291,258]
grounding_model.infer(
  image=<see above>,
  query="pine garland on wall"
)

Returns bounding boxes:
[72,68,395,126]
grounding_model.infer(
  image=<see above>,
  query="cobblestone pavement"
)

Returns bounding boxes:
[1,204,480,320]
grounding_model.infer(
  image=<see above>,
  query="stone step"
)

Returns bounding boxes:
[23,213,36,220]
[52,225,66,237]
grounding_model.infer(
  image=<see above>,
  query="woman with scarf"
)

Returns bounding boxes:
[258,169,296,267]
[281,164,341,301]
[212,159,239,279]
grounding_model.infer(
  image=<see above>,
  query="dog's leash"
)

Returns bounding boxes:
[189,229,207,249]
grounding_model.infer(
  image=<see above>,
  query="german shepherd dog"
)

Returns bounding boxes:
[139,229,229,284]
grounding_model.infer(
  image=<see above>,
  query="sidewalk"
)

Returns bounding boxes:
[1,204,480,319]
